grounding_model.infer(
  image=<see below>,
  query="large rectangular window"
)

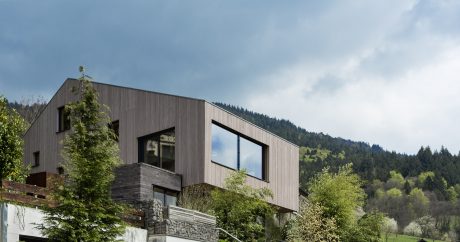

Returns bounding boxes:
[138,128,175,172]
[211,122,266,180]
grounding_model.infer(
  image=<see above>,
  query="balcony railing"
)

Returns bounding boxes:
[0,179,145,228]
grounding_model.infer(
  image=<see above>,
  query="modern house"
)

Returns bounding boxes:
[18,78,299,241]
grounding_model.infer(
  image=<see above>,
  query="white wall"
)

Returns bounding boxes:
[2,203,147,242]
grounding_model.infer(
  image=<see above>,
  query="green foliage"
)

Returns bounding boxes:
[408,188,429,206]
[211,170,274,241]
[286,199,339,242]
[388,170,405,188]
[344,211,384,242]
[178,184,213,214]
[40,78,125,241]
[386,188,403,198]
[418,171,435,186]
[0,95,29,182]
[308,164,366,232]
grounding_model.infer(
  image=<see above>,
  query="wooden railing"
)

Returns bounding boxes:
[0,179,145,228]
[122,208,145,228]
[0,179,55,207]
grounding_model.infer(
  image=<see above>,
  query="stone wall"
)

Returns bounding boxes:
[112,163,182,202]
[154,206,218,242]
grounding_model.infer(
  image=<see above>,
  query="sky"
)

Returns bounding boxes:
[1,0,460,154]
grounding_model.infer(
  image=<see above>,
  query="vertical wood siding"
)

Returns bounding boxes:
[204,103,299,211]
[23,79,298,211]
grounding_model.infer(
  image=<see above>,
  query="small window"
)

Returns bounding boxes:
[138,128,175,172]
[57,106,70,132]
[153,186,178,206]
[32,151,40,167]
[57,166,64,175]
[109,120,119,142]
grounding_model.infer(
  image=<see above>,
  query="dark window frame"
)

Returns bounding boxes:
[138,127,176,172]
[211,121,268,181]
[153,185,179,206]
[57,106,70,133]
[32,151,40,167]
[109,120,120,142]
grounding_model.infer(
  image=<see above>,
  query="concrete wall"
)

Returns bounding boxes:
[0,203,147,242]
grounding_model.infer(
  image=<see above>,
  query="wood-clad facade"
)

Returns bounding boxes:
[23,78,299,211]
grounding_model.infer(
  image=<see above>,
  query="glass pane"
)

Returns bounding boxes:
[144,138,159,167]
[165,193,177,206]
[211,124,238,169]
[160,131,175,172]
[153,188,165,205]
[240,137,263,179]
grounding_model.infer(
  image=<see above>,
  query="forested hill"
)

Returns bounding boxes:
[214,102,460,189]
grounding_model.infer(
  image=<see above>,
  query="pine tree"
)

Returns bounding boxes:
[40,76,125,241]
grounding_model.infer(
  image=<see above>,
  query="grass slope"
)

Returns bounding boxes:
[381,233,445,242]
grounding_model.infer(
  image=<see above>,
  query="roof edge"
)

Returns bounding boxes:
[24,78,79,136]
[205,101,300,148]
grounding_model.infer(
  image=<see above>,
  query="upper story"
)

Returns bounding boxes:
[23,79,299,211]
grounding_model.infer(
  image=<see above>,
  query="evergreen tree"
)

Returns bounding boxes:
[40,76,125,241]
[0,95,28,182]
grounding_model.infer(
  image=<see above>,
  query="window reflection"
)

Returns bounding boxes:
[211,124,238,169]
[211,123,265,180]
[139,128,175,172]
[240,137,263,179]
[153,186,178,206]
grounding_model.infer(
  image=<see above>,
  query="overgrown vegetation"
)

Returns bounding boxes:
[0,95,29,182]
[39,77,125,241]
[288,164,383,242]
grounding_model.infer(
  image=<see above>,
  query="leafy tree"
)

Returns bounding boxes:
[416,216,439,239]
[404,221,422,237]
[0,95,29,182]
[346,211,384,242]
[382,217,398,242]
[418,171,435,186]
[386,188,403,198]
[211,169,274,241]
[407,188,429,220]
[388,170,405,189]
[286,199,339,242]
[40,77,125,241]
[307,164,367,238]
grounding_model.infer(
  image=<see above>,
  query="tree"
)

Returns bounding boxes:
[308,164,366,231]
[211,169,274,241]
[40,77,125,241]
[416,216,439,239]
[347,211,384,242]
[404,221,422,237]
[382,217,398,242]
[305,164,384,241]
[287,199,339,242]
[0,95,29,182]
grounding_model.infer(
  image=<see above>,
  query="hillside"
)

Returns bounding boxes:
[214,103,460,189]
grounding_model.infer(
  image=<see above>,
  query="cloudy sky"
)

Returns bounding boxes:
[1,0,460,154]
